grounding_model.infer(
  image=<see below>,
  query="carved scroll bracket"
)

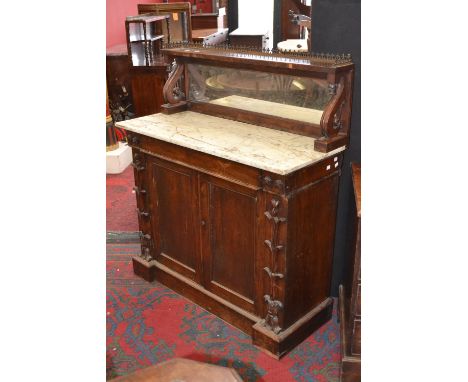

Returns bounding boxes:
[320,76,346,138]
[262,198,287,334]
[163,59,186,105]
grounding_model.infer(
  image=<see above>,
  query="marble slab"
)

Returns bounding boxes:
[209,95,323,125]
[116,111,345,175]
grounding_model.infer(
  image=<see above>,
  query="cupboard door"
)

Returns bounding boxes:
[149,157,201,281]
[200,175,259,313]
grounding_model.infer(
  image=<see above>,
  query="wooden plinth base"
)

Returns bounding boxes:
[252,298,333,359]
[132,256,334,358]
[132,256,157,282]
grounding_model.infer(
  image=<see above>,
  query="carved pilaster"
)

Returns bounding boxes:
[131,151,152,262]
[139,232,154,261]
[262,198,287,334]
[264,295,283,334]
[131,152,146,172]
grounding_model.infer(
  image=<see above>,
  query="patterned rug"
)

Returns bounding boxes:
[106,166,139,232]
[106,242,341,381]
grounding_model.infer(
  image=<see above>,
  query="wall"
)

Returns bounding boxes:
[107,0,157,48]
[107,0,213,48]
[311,0,361,296]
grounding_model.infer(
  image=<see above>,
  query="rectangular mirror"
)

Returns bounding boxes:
[187,63,331,125]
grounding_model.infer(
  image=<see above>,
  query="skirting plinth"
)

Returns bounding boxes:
[133,255,334,358]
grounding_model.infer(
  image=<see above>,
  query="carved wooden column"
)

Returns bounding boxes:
[262,196,288,334]
[252,173,290,357]
[128,142,157,282]
[252,164,338,358]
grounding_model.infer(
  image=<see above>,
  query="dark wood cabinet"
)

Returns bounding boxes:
[125,127,344,358]
[339,162,361,381]
[117,44,354,358]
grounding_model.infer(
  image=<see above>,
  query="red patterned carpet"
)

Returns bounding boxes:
[106,166,139,232]
[106,242,341,381]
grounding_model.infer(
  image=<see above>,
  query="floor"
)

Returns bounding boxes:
[106,165,139,232]
[106,241,341,382]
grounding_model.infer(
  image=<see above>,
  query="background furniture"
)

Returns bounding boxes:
[280,0,311,41]
[117,44,354,357]
[229,27,269,49]
[106,44,135,119]
[130,65,168,117]
[127,2,230,117]
[192,27,228,44]
[124,2,233,116]
[120,3,193,117]
[192,12,218,29]
[125,14,170,67]
[106,87,118,152]
[339,162,361,381]
[137,2,193,42]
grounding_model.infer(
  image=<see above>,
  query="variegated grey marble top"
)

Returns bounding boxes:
[116,111,345,175]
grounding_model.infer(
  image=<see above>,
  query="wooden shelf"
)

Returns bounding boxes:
[129,35,164,43]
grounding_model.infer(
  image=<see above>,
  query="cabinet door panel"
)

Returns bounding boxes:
[200,175,258,313]
[150,158,200,281]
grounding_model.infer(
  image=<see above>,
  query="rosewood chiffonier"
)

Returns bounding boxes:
[116,43,354,357]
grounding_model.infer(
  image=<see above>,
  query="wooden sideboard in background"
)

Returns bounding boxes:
[106,44,167,118]
[339,162,361,381]
[106,44,135,118]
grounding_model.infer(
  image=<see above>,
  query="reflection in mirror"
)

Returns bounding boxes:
[161,12,189,42]
[188,64,331,125]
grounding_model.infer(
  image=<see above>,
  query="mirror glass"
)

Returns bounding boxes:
[188,63,331,125]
